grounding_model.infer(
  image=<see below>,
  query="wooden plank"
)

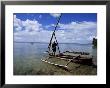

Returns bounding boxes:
[41,59,69,71]
[65,60,72,66]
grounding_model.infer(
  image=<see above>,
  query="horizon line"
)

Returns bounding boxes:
[14,41,92,44]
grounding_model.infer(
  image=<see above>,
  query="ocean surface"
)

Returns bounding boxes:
[13,42,97,75]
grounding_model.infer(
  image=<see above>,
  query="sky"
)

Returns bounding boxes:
[14,13,97,44]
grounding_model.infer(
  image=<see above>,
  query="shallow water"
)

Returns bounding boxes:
[13,42,97,75]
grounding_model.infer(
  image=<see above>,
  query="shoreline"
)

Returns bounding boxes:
[14,57,97,75]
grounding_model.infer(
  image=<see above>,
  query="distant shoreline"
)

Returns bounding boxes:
[14,41,92,45]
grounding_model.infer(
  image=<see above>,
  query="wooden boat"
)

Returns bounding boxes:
[41,14,96,71]
[49,51,93,65]
[41,51,94,71]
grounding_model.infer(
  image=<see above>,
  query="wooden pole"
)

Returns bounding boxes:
[54,33,60,54]
[48,14,62,54]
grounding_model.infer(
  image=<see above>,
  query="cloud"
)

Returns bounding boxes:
[60,21,97,43]
[14,30,52,42]
[14,15,43,32]
[22,19,43,32]
[14,15,22,31]
[14,15,97,44]
[45,24,55,29]
[50,13,61,18]
[44,21,97,43]
[58,21,96,30]
[39,15,42,19]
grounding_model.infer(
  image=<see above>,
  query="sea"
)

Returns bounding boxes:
[13,42,97,75]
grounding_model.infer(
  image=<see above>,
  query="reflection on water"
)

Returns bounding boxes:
[14,43,97,75]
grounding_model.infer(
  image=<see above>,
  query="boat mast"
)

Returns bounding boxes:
[48,13,62,55]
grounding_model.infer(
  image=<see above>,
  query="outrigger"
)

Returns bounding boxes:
[41,14,96,71]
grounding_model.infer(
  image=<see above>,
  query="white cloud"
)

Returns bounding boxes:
[22,19,43,32]
[43,21,97,43]
[59,21,96,30]
[39,15,42,19]
[14,15,43,32]
[14,30,52,42]
[50,13,61,18]
[45,24,55,29]
[14,15,97,44]
[14,15,22,31]
[45,21,97,44]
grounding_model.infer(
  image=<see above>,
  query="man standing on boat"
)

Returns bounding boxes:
[52,41,58,56]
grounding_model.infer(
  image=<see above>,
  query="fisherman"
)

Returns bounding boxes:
[52,41,58,56]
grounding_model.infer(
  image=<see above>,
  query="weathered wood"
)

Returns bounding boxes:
[41,50,94,71]
[41,59,69,71]
[52,52,93,65]
[65,60,72,66]
[63,51,90,55]
[48,14,62,54]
